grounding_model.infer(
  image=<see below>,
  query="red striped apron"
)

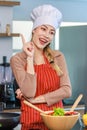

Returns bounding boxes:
[20,57,63,130]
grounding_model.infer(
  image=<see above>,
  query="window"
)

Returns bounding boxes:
[12,21,33,55]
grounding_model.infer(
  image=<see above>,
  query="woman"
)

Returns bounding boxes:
[10,4,72,130]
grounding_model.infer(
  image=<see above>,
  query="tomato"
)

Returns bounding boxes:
[65,111,78,116]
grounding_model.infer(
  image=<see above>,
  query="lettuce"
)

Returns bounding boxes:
[52,107,65,116]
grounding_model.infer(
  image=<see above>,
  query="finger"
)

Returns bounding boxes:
[30,42,34,49]
[29,43,34,50]
[30,42,34,46]
[20,34,26,45]
[26,42,34,52]
[15,88,21,94]
[16,93,23,99]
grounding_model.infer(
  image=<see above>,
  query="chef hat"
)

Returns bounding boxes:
[30,4,62,30]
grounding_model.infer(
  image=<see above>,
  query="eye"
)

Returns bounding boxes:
[50,31,55,35]
[41,27,46,31]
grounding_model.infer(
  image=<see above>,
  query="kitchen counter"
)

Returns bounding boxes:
[14,120,84,130]
[3,108,21,113]
[3,104,85,115]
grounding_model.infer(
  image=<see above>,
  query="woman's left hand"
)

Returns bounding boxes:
[15,88,23,99]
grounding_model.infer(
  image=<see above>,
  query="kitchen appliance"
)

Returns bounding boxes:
[0,56,16,109]
[0,112,20,129]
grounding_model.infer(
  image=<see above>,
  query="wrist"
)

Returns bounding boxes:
[27,56,33,63]
[26,56,35,74]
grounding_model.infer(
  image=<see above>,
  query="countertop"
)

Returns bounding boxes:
[14,120,85,130]
[3,104,85,115]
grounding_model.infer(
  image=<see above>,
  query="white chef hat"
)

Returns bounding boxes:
[30,4,62,30]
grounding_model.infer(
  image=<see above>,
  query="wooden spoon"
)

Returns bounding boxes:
[23,100,47,114]
[69,94,83,112]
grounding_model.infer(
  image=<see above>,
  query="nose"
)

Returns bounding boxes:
[45,31,50,39]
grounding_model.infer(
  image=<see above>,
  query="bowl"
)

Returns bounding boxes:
[0,112,20,129]
[40,111,80,130]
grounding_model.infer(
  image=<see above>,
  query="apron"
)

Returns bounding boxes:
[20,57,63,130]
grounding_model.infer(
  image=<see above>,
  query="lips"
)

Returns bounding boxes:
[39,38,48,45]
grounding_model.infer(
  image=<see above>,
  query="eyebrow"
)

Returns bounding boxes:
[42,25,55,32]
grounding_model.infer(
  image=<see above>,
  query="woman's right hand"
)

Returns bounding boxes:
[20,34,34,58]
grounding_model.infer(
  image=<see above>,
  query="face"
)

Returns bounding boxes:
[32,25,55,50]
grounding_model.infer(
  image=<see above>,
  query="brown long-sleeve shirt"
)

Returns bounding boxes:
[10,50,72,106]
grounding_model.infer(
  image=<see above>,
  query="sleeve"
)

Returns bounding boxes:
[43,51,72,106]
[10,53,37,98]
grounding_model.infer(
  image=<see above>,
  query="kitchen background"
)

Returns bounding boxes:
[0,0,87,108]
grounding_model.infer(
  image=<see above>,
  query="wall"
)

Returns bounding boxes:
[13,0,87,22]
[0,6,13,63]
